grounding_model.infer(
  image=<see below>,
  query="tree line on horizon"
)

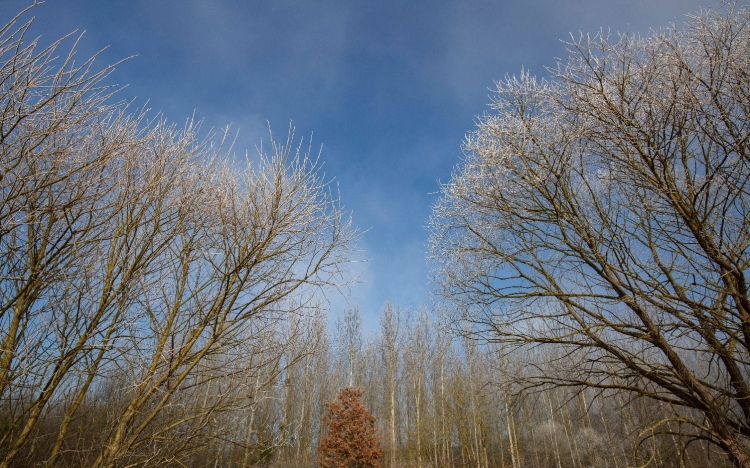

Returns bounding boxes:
[1,2,749,467]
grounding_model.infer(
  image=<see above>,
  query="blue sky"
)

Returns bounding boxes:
[4,0,706,330]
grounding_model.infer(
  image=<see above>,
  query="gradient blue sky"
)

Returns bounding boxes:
[4,0,707,329]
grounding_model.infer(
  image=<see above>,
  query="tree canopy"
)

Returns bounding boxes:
[430,5,750,466]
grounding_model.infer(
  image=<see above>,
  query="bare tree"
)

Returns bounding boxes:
[339,303,363,388]
[402,309,431,466]
[378,300,400,467]
[430,5,750,466]
[0,6,357,467]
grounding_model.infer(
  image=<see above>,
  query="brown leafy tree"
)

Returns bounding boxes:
[318,388,383,468]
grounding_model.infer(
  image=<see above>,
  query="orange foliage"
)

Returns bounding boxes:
[318,388,383,468]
